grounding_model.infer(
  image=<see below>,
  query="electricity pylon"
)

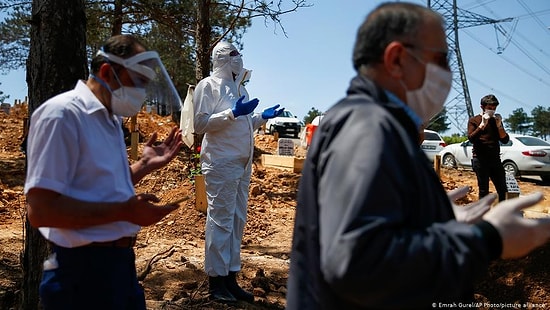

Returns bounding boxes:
[428,0,512,134]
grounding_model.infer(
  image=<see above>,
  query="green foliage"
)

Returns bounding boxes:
[531,105,550,140]
[0,1,30,73]
[82,0,252,95]
[504,108,532,135]
[442,133,468,145]
[188,152,202,182]
[303,107,322,124]
[426,107,451,133]
[0,1,310,100]
[0,82,8,103]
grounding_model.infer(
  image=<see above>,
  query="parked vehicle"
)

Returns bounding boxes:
[420,129,446,162]
[438,134,550,182]
[265,110,302,138]
[303,114,325,148]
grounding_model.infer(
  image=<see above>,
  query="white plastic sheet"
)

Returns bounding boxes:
[180,86,195,148]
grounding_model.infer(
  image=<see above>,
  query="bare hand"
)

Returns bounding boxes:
[124,193,180,227]
[480,113,491,129]
[495,114,503,128]
[482,192,550,259]
[141,127,183,171]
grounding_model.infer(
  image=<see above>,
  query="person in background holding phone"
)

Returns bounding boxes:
[467,94,510,201]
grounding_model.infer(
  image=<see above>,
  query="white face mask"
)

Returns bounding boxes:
[109,68,147,117]
[404,62,452,124]
[111,86,147,117]
[230,55,243,75]
[484,109,495,117]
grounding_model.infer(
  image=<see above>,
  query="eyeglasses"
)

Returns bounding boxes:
[402,43,451,69]
[229,50,241,57]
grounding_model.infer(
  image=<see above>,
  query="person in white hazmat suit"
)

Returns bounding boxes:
[193,41,285,303]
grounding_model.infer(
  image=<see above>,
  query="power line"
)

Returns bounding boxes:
[514,8,550,21]
[516,0,550,34]
[467,75,537,112]
[462,29,550,88]
[507,24,550,59]
[464,0,550,81]
[473,0,550,62]
[507,35,550,76]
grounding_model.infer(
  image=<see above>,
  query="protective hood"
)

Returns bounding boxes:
[212,41,239,79]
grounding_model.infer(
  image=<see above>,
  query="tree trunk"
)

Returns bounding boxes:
[22,0,87,308]
[193,0,211,157]
[195,0,211,84]
[21,221,47,310]
[112,0,124,36]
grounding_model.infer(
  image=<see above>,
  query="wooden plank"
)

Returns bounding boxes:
[194,174,207,214]
[130,116,138,160]
[261,154,304,173]
[433,155,441,177]
[130,132,139,160]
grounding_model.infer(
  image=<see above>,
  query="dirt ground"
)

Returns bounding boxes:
[1,103,550,309]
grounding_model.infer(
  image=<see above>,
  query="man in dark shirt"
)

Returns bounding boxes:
[467,94,510,201]
[286,3,549,309]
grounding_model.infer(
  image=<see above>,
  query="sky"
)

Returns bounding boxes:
[1,0,549,135]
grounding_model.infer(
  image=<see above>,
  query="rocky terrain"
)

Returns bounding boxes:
[1,103,550,309]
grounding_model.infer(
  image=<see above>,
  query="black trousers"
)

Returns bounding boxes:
[472,157,508,202]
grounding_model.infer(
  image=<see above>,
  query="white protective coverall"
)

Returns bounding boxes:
[193,41,266,276]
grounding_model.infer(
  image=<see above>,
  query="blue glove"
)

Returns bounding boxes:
[262,104,285,120]
[232,95,259,117]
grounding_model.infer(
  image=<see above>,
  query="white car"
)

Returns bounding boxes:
[265,110,302,138]
[421,129,446,162]
[439,134,550,182]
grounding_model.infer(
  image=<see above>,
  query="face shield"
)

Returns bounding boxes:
[97,50,182,117]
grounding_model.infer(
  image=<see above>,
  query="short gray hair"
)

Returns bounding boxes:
[352,2,443,70]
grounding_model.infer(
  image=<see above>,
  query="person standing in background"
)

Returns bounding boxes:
[193,41,284,303]
[468,94,510,201]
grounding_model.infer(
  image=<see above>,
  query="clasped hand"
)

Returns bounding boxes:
[262,104,285,119]
[232,95,260,117]
[495,113,503,128]
[480,112,492,128]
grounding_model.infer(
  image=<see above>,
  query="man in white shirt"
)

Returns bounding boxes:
[25,34,183,310]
